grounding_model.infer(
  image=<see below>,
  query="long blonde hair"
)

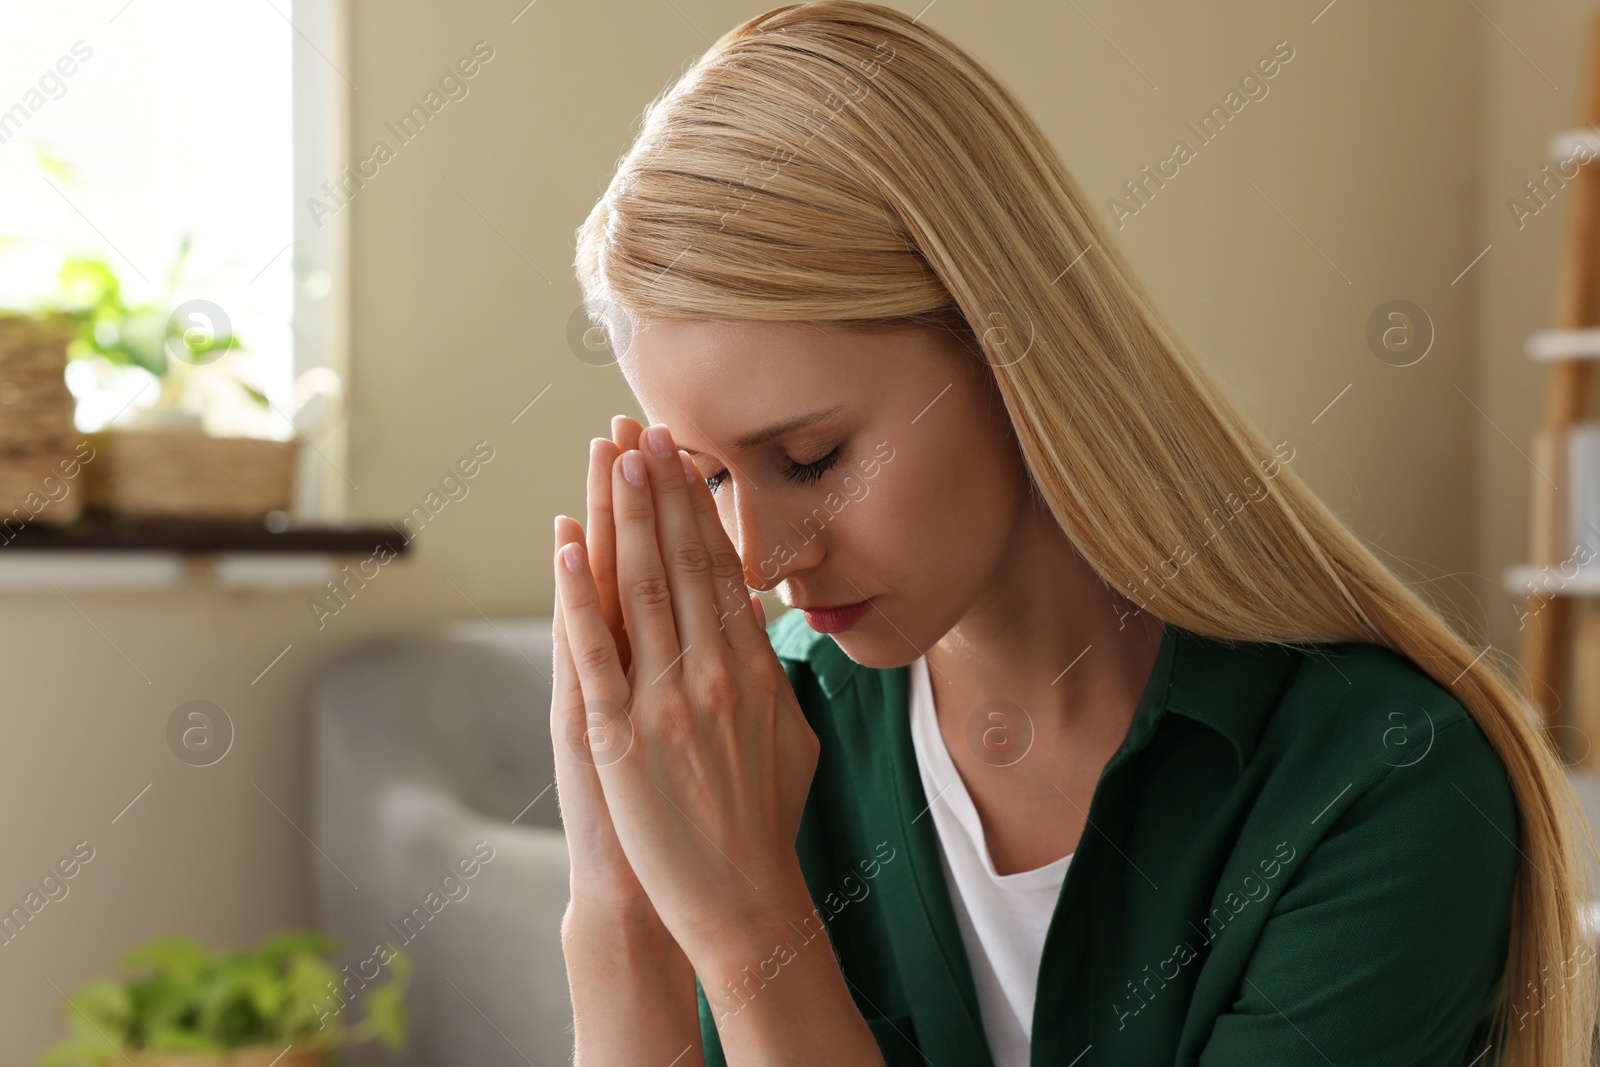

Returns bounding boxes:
[573,3,1600,1061]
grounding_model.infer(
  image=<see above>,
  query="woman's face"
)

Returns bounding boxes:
[617,317,1036,669]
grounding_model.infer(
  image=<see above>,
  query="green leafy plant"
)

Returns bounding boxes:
[38,236,269,415]
[60,237,231,365]
[36,929,410,1067]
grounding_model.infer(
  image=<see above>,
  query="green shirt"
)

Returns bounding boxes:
[695,611,1517,1065]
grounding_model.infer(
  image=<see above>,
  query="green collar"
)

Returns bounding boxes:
[767,609,1304,772]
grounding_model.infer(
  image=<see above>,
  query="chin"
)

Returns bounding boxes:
[825,632,922,671]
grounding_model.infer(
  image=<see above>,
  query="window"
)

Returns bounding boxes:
[0,0,349,518]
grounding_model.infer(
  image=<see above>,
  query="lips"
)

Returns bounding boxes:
[798,597,875,634]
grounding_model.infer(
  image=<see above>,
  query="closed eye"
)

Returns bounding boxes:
[705,445,843,495]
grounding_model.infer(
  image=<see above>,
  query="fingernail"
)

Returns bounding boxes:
[622,450,646,486]
[645,424,674,457]
[559,541,585,572]
[678,451,697,484]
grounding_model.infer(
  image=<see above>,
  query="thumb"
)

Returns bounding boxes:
[751,591,767,631]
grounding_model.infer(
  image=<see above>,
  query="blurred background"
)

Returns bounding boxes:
[3,0,1598,1063]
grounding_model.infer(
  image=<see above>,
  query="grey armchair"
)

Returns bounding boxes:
[311,617,574,1067]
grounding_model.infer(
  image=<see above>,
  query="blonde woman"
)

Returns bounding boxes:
[549,3,1600,1064]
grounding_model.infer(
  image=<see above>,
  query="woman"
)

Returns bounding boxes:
[550,3,1600,1064]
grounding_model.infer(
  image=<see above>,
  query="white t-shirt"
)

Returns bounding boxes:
[907,653,1071,1067]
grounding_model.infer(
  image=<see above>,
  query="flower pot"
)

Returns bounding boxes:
[82,428,299,520]
[0,312,87,526]
[135,1050,324,1067]
[119,407,205,434]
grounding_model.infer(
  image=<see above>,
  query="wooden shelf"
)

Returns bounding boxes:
[0,508,411,590]
[2,507,408,553]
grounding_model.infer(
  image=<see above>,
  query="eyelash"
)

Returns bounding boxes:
[704,445,844,495]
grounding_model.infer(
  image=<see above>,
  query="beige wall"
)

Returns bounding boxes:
[5,0,1556,1053]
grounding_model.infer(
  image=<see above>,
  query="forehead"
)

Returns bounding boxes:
[622,319,852,384]
[618,319,907,434]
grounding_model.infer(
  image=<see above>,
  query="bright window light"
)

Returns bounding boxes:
[0,1,294,440]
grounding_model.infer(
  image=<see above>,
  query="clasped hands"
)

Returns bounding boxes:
[551,416,822,962]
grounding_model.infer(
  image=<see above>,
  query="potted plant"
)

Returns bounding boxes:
[37,243,302,520]
[36,930,410,1067]
[52,241,255,415]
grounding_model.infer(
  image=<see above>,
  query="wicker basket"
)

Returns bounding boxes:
[0,312,87,526]
[84,428,299,520]
[134,1052,323,1067]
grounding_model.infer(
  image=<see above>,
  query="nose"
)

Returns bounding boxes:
[725,482,824,592]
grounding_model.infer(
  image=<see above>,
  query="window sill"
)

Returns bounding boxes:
[0,508,410,590]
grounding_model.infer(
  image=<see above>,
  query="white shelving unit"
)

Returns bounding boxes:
[1508,33,1600,741]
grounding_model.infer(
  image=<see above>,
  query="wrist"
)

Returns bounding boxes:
[681,865,821,975]
[563,896,678,951]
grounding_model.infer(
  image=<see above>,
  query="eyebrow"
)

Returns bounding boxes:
[677,404,846,458]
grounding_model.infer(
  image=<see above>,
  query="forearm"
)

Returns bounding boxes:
[687,877,887,1066]
[562,900,703,1066]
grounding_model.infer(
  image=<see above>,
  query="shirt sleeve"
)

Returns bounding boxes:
[1197,714,1520,1065]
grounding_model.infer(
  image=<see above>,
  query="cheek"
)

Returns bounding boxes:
[835,451,963,565]
[854,433,1027,593]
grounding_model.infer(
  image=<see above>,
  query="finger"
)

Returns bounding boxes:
[612,415,644,452]
[604,415,644,646]
[611,448,684,684]
[586,437,631,671]
[553,543,634,777]
[554,516,633,722]
[678,448,769,652]
[640,423,726,654]
[607,415,645,642]
[551,537,595,772]
[604,416,646,670]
